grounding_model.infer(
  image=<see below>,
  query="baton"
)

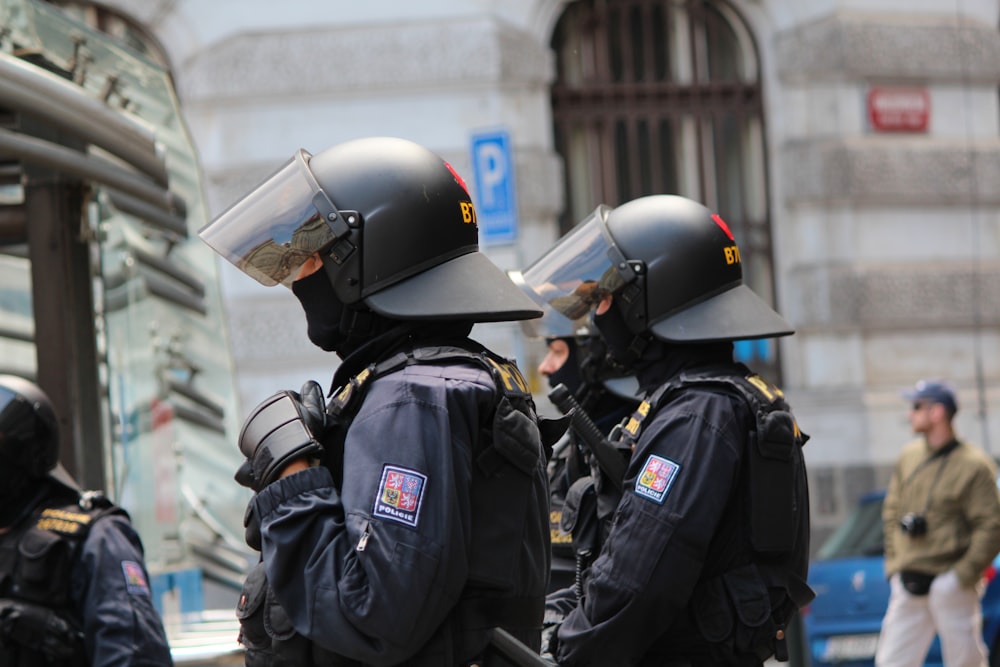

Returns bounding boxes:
[548,383,626,491]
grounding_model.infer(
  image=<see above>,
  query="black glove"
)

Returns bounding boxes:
[236,381,327,490]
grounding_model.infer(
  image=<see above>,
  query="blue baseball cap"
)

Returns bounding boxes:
[903,379,958,414]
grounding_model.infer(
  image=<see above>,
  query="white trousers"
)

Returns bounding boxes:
[875,569,988,667]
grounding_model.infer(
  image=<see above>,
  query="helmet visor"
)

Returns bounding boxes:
[199,150,338,287]
[508,270,592,340]
[0,384,19,420]
[518,206,631,325]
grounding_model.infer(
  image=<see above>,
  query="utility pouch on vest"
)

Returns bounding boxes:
[692,564,775,660]
[749,409,799,554]
[17,529,72,606]
[237,562,357,667]
[560,476,599,555]
[0,598,84,661]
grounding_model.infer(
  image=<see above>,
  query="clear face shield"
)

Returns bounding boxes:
[516,205,635,332]
[199,150,355,288]
[508,270,592,340]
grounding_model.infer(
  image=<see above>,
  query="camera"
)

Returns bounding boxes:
[899,513,928,536]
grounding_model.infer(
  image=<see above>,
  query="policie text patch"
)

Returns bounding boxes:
[373,465,427,528]
[634,455,681,504]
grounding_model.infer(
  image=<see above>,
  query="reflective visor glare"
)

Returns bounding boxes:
[520,208,626,322]
[508,271,588,340]
[0,386,16,415]
[0,386,24,432]
[198,157,333,287]
[517,304,591,340]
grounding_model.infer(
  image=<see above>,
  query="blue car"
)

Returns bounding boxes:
[803,490,1000,666]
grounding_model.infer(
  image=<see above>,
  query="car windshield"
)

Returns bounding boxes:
[816,495,885,560]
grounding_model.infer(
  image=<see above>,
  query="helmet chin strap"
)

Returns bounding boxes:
[594,304,652,372]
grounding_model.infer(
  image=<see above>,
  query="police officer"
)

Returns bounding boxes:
[510,270,639,595]
[200,137,556,666]
[516,195,814,666]
[0,375,174,667]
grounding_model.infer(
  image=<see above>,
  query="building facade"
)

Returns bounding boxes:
[52,0,1000,545]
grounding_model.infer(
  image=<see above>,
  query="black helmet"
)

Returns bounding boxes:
[0,375,59,480]
[200,137,541,323]
[518,195,792,343]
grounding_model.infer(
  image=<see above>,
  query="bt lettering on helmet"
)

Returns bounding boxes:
[711,213,741,265]
[724,245,741,265]
[460,201,478,226]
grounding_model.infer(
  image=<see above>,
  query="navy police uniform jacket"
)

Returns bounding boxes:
[0,488,173,667]
[250,338,551,665]
[74,509,174,666]
[556,357,810,667]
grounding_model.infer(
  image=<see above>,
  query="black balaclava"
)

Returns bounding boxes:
[291,268,398,358]
[593,302,652,372]
[545,337,582,394]
[595,301,735,392]
[292,268,345,352]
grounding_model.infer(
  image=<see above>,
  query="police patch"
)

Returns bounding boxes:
[634,455,681,504]
[373,465,427,528]
[121,560,150,595]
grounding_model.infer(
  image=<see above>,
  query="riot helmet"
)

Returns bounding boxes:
[200,137,541,323]
[0,375,61,525]
[0,375,59,480]
[518,195,793,344]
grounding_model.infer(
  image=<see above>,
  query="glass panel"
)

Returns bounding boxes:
[657,117,680,195]
[608,5,623,82]
[702,2,742,82]
[651,3,670,82]
[629,4,645,82]
[614,119,630,202]
[0,253,35,379]
[3,0,248,590]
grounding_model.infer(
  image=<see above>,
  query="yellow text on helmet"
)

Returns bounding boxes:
[724,245,741,265]
[460,201,478,226]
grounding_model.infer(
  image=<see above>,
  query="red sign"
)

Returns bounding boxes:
[868,87,930,133]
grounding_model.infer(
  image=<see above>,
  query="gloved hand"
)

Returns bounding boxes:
[235,381,327,490]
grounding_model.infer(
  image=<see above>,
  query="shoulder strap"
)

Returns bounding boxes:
[328,342,533,420]
[618,364,805,448]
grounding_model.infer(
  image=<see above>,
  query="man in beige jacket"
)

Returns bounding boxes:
[876,379,1000,667]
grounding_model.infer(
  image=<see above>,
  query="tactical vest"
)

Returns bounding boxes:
[237,343,555,667]
[0,493,122,667]
[616,365,815,662]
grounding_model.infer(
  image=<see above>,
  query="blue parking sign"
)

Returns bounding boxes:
[470,129,518,245]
